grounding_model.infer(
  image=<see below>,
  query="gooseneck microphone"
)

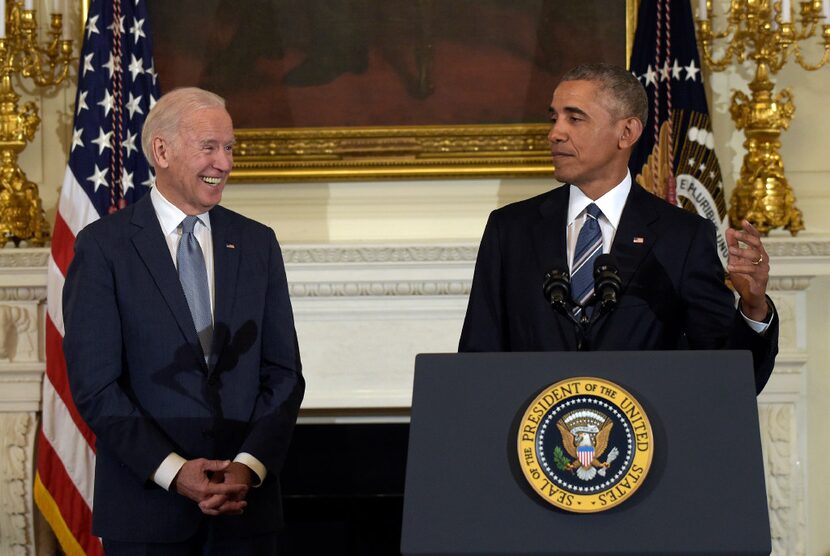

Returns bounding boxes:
[543,255,623,350]
[543,266,585,350]
[543,267,572,312]
[593,254,622,315]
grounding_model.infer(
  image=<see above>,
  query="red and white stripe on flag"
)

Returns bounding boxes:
[34,1,159,553]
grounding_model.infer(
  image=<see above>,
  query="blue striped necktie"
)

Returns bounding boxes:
[571,203,603,315]
[177,215,213,361]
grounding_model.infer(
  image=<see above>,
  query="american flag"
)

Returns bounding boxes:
[34,1,160,553]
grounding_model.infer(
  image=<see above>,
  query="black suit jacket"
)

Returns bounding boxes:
[63,194,304,542]
[459,183,777,393]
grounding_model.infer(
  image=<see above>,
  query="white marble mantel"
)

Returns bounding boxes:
[1,237,827,555]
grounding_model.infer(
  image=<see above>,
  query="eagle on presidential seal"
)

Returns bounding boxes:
[556,409,620,481]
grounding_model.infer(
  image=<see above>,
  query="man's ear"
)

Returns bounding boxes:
[152,137,170,169]
[618,117,644,149]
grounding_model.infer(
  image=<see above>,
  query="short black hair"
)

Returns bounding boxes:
[561,63,648,125]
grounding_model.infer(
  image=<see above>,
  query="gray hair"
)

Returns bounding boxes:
[141,87,227,168]
[561,63,648,126]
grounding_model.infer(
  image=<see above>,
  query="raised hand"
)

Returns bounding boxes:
[726,220,770,322]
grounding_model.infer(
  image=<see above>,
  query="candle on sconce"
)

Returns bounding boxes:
[699,0,708,19]
[823,0,830,19]
[24,0,33,10]
[0,0,5,39]
[781,0,791,22]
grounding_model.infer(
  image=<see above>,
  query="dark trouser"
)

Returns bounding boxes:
[102,525,279,556]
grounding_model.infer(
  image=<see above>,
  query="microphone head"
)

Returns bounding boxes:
[594,254,620,281]
[593,254,617,274]
[543,267,571,305]
[593,254,621,303]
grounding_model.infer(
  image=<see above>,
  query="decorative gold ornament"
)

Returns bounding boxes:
[636,120,673,200]
[0,2,73,246]
[696,0,830,235]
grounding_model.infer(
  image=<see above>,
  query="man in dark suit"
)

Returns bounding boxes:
[459,63,777,393]
[63,87,304,553]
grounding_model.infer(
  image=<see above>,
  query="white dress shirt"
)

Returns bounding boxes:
[564,173,770,334]
[149,186,267,490]
[566,174,631,269]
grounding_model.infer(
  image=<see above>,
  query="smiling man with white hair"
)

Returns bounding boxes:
[63,87,304,554]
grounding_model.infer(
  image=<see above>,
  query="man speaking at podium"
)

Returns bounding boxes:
[459,63,777,393]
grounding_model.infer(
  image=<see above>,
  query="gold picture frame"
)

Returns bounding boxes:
[231,123,554,181]
[138,1,638,182]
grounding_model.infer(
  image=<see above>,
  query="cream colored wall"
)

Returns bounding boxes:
[707,64,830,556]
[15,10,830,553]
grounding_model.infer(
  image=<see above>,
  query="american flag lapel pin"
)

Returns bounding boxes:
[226,243,236,249]
[633,236,645,244]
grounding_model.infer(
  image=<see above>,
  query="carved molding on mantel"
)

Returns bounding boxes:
[0,249,50,270]
[282,244,478,265]
[0,412,36,556]
[0,250,47,417]
[281,237,830,265]
[768,277,811,291]
[764,237,830,257]
[3,237,830,264]
[289,280,470,298]
[760,403,805,555]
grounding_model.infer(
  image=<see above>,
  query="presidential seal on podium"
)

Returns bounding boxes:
[517,377,654,513]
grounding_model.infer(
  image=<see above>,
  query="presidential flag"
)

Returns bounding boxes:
[629,0,729,264]
[34,1,160,553]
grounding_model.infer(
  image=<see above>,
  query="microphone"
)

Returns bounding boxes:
[593,254,622,312]
[543,267,572,311]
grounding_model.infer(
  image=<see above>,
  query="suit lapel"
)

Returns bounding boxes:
[581,184,660,337]
[611,184,660,293]
[208,206,240,371]
[531,185,569,275]
[130,195,208,371]
[531,186,578,348]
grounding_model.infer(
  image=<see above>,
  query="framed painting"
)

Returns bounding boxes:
[145,0,638,181]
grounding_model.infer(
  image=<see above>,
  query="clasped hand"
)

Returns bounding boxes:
[174,459,253,516]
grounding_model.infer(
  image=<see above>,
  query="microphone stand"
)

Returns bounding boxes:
[543,255,622,351]
[543,268,591,350]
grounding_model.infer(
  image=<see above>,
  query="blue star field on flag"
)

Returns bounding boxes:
[70,0,160,217]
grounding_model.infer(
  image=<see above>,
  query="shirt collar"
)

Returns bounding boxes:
[150,186,212,235]
[567,172,632,229]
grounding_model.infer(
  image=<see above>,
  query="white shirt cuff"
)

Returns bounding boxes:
[740,305,773,335]
[152,452,187,491]
[234,452,267,487]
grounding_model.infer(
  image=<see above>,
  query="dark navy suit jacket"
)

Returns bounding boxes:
[459,183,777,393]
[63,194,304,542]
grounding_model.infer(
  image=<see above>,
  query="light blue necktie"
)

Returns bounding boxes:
[177,216,213,360]
[571,203,603,316]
